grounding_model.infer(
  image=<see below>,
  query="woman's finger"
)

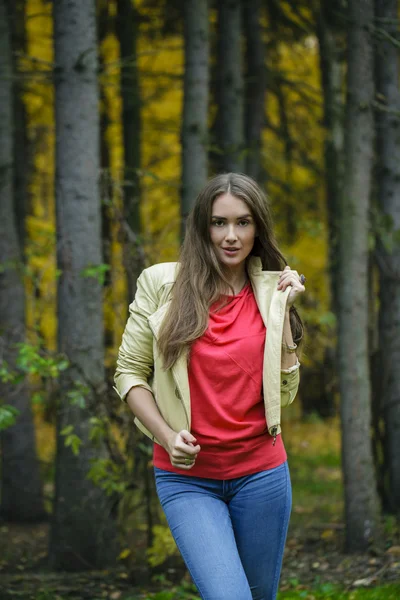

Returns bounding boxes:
[170,456,196,469]
[171,448,198,460]
[278,269,304,290]
[175,439,201,456]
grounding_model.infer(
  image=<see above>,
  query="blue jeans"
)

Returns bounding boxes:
[154,461,292,600]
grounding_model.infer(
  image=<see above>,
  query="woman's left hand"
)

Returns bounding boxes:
[277,265,306,308]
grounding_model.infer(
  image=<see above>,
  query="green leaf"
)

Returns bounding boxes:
[0,361,16,383]
[60,424,73,436]
[63,432,83,455]
[80,263,110,285]
[32,392,45,405]
[67,382,89,409]
[0,405,20,431]
[89,416,106,444]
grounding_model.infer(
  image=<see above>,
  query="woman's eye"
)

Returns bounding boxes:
[239,220,249,226]
[212,220,225,227]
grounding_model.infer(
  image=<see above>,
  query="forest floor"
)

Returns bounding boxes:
[0,417,399,600]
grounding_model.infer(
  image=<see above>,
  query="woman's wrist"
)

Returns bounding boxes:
[157,425,177,452]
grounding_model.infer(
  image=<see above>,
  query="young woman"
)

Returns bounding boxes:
[114,173,306,600]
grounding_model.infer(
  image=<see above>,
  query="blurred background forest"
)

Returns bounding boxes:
[0,0,400,598]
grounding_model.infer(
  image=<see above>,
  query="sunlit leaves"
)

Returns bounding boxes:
[0,405,20,431]
[15,342,69,378]
[60,425,82,456]
[66,382,89,409]
[88,416,107,444]
[87,458,127,496]
[80,263,111,285]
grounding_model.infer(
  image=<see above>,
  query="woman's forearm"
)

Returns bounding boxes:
[126,386,176,450]
[281,309,298,369]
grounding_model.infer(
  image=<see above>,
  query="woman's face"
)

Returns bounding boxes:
[210,193,257,271]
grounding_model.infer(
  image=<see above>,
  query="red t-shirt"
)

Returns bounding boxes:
[153,282,287,478]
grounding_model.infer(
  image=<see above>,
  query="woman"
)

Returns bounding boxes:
[114,173,306,600]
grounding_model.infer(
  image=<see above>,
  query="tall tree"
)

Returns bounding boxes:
[374,0,400,513]
[338,0,381,551]
[49,0,118,569]
[181,0,209,232]
[116,0,143,298]
[9,0,29,249]
[98,0,114,334]
[316,0,346,317]
[311,0,347,419]
[243,0,266,181]
[214,0,244,173]
[0,0,45,523]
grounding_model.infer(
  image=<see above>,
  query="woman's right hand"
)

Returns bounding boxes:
[165,429,201,470]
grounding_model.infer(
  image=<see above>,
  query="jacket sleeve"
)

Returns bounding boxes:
[280,359,300,408]
[113,268,158,403]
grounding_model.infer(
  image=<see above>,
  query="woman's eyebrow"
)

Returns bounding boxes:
[211,214,253,219]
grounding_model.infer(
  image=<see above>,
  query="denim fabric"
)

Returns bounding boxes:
[154,461,292,600]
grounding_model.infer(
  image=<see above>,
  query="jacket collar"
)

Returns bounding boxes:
[246,256,281,328]
[247,255,281,276]
[148,256,281,338]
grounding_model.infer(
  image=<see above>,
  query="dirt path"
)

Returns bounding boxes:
[0,522,399,599]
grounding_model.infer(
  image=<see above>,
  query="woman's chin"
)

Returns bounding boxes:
[219,255,245,269]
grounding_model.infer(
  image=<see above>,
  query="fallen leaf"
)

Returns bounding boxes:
[353,578,372,587]
[321,529,334,539]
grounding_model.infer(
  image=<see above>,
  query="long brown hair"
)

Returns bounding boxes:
[158,173,304,368]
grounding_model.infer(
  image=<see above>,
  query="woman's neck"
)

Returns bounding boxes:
[223,267,248,295]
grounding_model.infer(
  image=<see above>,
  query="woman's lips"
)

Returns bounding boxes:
[222,248,240,256]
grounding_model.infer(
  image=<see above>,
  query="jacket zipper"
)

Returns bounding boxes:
[270,426,278,445]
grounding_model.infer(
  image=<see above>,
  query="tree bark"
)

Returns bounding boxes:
[374,0,400,513]
[181,0,209,234]
[215,0,244,173]
[243,0,266,181]
[338,0,381,551]
[49,0,118,569]
[116,0,143,299]
[98,1,113,319]
[316,0,345,317]
[9,0,29,249]
[0,0,45,522]
[314,0,346,419]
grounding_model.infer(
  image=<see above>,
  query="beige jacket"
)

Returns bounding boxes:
[114,256,300,443]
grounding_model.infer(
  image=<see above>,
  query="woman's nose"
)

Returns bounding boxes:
[225,225,238,242]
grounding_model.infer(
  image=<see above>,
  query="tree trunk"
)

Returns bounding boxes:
[9,0,29,249]
[316,0,345,317]
[0,0,45,522]
[181,0,209,234]
[243,0,266,181]
[49,0,118,569]
[98,1,114,337]
[374,0,400,513]
[116,0,143,299]
[215,0,244,173]
[338,0,381,551]
[314,0,346,418]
